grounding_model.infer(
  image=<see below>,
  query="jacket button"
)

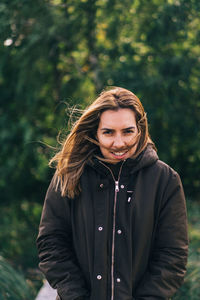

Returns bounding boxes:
[100,183,104,188]
[97,275,102,280]
[116,278,121,282]
[98,226,103,231]
[117,229,122,234]
[120,185,124,189]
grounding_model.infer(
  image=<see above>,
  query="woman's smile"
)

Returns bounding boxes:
[110,150,129,159]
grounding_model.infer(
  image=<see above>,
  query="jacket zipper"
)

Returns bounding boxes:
[99,160,125,300]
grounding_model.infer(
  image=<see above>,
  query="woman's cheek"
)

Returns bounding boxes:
[100,136,112,147]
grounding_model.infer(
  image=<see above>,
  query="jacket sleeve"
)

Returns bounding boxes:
[134,171,189,300]
[36,179,90,300]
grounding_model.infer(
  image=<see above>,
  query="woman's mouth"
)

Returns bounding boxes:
[111,150,128,159]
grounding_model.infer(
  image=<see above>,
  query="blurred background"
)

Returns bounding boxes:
[0,0,200,299]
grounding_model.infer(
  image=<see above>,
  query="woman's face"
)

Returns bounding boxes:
[97,108,139,162]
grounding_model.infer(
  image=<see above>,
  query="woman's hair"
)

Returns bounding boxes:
[50,87,155,198]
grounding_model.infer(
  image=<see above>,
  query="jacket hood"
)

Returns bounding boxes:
[127,144,159,173]
[88,144,159,177]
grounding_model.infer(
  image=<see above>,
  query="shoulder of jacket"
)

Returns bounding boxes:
[154,159,177,174]
[153,160,183,190]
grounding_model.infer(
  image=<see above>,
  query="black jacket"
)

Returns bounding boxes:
[37,146,188,300]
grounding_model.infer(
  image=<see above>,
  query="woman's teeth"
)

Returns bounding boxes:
[112,151,127,156]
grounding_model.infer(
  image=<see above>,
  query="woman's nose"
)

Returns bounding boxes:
[112,135,125,148]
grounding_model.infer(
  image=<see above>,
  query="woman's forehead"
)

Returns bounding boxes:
[98,108,137,129]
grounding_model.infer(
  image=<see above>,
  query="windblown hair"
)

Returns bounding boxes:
[50,87,155,198]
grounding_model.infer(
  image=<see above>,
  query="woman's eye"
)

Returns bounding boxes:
[124,130,134,134]
[103,131,112,135]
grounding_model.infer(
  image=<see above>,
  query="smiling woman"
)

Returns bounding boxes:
[45,87,154,199]
[37,87,188,300]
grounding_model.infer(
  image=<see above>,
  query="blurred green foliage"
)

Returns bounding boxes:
[0,0,200,296]
[0,256,35,299]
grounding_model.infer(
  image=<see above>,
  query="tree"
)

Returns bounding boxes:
[0,0,200,275]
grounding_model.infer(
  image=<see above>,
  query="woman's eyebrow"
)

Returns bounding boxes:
[100,126,136,131]
[123,126,136,130]
[100,128,114,131]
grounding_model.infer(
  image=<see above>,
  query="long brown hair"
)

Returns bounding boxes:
[50,87,155,198]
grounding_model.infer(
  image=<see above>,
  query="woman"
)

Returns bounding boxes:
[37,87,188,300]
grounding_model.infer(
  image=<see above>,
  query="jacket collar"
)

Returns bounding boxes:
[88,144,159,178]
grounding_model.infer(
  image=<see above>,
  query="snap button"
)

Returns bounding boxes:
[100,183,104,188]
[120,185,124,189]
[117,229,122,234]
[98,226,103,231]
[116,278,121,282]
[97,275,102,280]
